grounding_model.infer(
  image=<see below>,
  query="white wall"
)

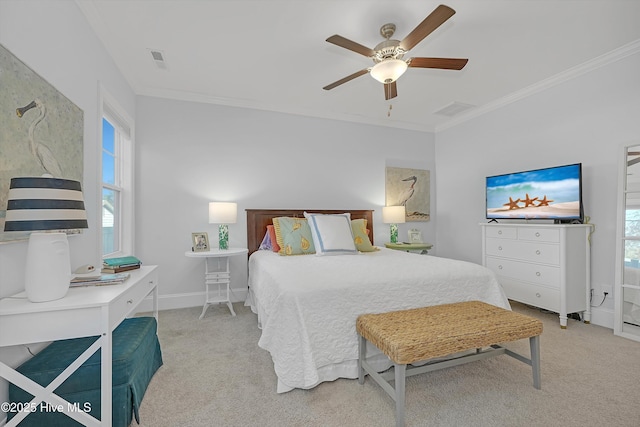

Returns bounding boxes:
[135,96,436,309]
[0,0,136,293]
[0,0,135,416]
[435,50,640,328]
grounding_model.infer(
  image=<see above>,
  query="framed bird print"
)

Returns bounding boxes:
[0,44,84,242]
[385,166,430,222]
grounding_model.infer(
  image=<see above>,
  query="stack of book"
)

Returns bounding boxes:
[102,256,142,273]
[70,272,130,287]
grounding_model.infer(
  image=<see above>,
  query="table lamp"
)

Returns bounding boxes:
[209,202,237,250]
[382,206,406,244]
[4,177,88,302]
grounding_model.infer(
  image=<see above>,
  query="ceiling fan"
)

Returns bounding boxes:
[323,4,468,100]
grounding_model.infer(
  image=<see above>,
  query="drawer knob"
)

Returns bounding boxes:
[498,246,503,251]
[535,232,540,237]
[498,230,502,235]
[536,293,541,298]
[535,250,541,255]
[498,265,503,270]
[127,299,133,304]
[536,272,541,277]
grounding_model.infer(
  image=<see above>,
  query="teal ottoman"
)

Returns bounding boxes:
[8,316,163,427]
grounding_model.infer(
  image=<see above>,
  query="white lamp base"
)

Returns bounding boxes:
[24,232,71,303]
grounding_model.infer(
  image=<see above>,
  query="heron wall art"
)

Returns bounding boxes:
[385,166,430,221]
[0,43,83,242]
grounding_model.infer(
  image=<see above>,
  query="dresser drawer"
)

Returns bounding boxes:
[110,272,157,326]
[499,278,560,312]
[517,227,560,243]
[485,238,560,265]
[484,226,517,239]
[485,256,560,287]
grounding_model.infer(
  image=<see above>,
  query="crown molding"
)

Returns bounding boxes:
[435,38,640,133]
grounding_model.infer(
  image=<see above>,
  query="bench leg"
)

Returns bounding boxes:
[530,335,541,389]
[358,334,366,384]
[394,364,406,427]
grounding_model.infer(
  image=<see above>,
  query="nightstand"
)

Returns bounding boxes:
[384,242,433,254]
[185,248,248,318]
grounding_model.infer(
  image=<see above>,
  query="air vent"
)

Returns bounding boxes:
[148,49,168,70]
[433,101,475,117]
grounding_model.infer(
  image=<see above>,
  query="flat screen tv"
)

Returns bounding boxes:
[486,163,583,222]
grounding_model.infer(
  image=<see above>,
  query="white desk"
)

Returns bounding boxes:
[185,248,247,318]
[0,265,158,427]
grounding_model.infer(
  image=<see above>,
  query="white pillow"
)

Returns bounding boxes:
[303,212,358,256]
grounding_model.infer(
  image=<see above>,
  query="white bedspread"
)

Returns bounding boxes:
[247,248,510,393]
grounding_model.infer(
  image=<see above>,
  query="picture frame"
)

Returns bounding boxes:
[192,232,210,252]
[408,229,423,244]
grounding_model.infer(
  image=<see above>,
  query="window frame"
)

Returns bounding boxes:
[99,86,135,258]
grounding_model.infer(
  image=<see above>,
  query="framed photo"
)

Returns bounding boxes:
[192,232,210,252]
[408,229,423,244]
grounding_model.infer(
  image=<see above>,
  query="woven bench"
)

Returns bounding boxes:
[356,301,543,427]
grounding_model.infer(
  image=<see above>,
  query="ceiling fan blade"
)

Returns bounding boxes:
[408,57,468,70]
[326,35,375,57]
[399,4,456,52]
[384,81,397,100]
[323,69,370,91]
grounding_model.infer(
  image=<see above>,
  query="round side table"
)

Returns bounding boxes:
[185,247,248,318]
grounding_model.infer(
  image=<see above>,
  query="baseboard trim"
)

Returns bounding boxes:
[135,288,249,313]
[589,306,614,330]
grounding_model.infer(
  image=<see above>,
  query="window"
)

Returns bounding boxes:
[100,88,134,257]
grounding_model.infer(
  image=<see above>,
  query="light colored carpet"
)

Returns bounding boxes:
[136,302,640,427]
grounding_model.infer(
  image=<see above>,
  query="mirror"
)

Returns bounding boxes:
[615,144,640,341]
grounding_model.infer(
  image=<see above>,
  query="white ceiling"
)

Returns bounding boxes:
[76,0,640,132]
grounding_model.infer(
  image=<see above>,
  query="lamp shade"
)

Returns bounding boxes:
[4,177,87,303]
[382,206,406,224]
[209,202,237,224]
[370,59,408,84]
[4,177,88,232]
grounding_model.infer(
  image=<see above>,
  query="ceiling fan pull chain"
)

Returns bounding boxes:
[387,104,393,117]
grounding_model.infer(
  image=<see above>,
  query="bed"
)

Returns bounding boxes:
[245,209,510,393]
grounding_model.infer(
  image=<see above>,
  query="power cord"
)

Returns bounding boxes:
[591,290,607,307]
[584,216,595,245]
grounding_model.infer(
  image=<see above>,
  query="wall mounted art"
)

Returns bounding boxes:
[0,44,84,242]
[385,166,430,222]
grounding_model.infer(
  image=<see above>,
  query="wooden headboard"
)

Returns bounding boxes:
[246,209,375,255]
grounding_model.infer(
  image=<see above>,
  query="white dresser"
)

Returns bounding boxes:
[480,223,592,328]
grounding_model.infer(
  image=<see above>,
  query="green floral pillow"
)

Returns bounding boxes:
[272,217,316,255]
[351,218,376,252]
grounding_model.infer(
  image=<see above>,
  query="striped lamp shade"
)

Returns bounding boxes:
[4,177,88,232]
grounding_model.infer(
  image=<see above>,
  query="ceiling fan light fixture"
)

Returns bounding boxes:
[370,59,408,84]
